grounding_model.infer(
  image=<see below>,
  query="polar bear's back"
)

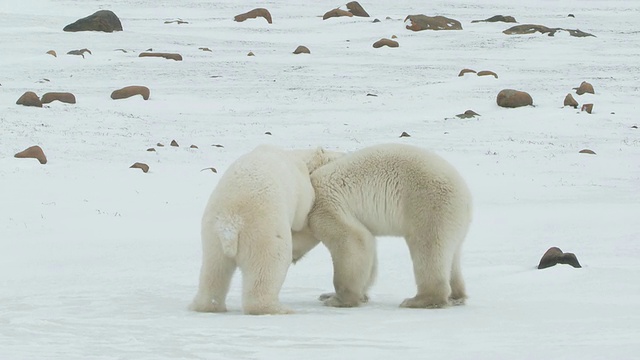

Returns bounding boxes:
[310,143,472,236]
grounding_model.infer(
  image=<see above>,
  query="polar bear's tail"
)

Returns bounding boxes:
[216,215,243,258]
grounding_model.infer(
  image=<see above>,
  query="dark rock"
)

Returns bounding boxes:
[538,247,582,269]
[504,24,594,37]
[456,110,480,119]
[458,68,476,76]
[496,89,533,108]
[63,10,123,32]
[405,15,462,31]
[372,38,399,48]
[16,91,43,107]
[293,46,310,54]
[41,92,76,104]
[234,8,272,24]
[346,1,369,17]
[471,15,517,23]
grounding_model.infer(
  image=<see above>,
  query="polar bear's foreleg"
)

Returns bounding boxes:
[400,231,455,309]
[189,238,237,313]
[241,231,294,315]
[313,215,376,308]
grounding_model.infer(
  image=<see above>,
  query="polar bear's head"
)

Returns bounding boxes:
[291,147,344,173]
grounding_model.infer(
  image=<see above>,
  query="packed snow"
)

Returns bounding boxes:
[1,0,639,359]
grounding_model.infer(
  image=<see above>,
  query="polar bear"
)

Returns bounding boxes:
[189,144,340,315]
[293,143,473,309]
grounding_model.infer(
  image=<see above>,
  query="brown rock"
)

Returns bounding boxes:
[130,162,149,173]
[157,143,165,147]
[14,145,47,164]
[564,93,578,108]
[456,110,481,119]
[503,24,595,37]
[405,15,462,31]
[538,247,582,269]
[170,140,179,147]
[111,86,150,100]
[16,91,43,107]
[471,15,517,23]
[372,38,399,48]
[247,51,255,56]
[46,50,57,57]
[164,19,188,24]
[496,89,533,108]
[346,1,369,17]
[139,52,182,61]
[234,8,272,24]
[41,92,76,104]
[581,103,594,114]
[477,70,498,78]
[199,47,212,52]
[212,144,224,148]
[400,131,411,138]
[458,68,476,77]
[575,81,594,95]
[146,148,156,152]
[579,149,596,155]
[63,10,123,32]
[67,48,92,57]
[201,167,218,173]
[323,8,354,20]
[293,46,310,54]
[190,145,199,149]
[391,35,398,39]
[265,131,272,135]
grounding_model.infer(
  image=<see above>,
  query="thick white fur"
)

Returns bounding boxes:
[294,143,473,309]
[189,145,340,315]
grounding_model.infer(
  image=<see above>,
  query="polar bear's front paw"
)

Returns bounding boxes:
[400,295,449,309]
[188,300,227,313]
[322,293,361,308]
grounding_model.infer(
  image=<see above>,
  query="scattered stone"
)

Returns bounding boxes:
[373,38,399,48]
[581,103,594,114]
[157,143,165,147]
[114,48,128,53]
[63,10,123,32]
[37,79,50,83]
[46,50,57,57]
[579,149,596,155]
[458,68,477,76]
[201,167,218,173]
[575,81,595,95]
[503,24,595,37]
[323,8,354,20]
[391,35,398,39]
[632,125,638,129]
[170,140,179,147]
[212,144,224,148]
[247,51,255,56]
[366,93,378,97]
[164,19,189,24]
[477,70,498,78]
[41,92,76,104]
[199,47,212,52]
[147,148,156,152]
[111,86,150,100]
[190,145,199,149]
[400,131,411,138]
[293,46,310,54]
[130,162,149,173]
[265,131,272,135]
[456,110,480,119]
[373,19,380,23]
[564,93,579,108]
[471,15,517,23]
[234,8,272,24]
[14,145,47,164]
[139,52,182,61]
[568,14,575,18]
[405,15,462,31]
[538,247,582,269]
[67,48,92,58]
[346,1,370,17]
[386,16,392,20]
[496,89,533,108]
[16,91,43,107]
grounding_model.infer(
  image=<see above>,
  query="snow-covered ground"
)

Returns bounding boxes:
[1,0,639,358]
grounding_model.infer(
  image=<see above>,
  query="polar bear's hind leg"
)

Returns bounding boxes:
[189,236,237,312]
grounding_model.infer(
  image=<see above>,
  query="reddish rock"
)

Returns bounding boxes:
[41,92,76,104]
[130,162,149,173]
[346,1,369,17]
[170,140,179,147]
[458,68,476,77]
[111,86,150,100]
[293,46,310,54]
[477,70,498,78]
[190,145,199,149]
[323,8,354,20]
[14,145,47,164]
[16,91,42,107]
[496,89,533,108]
[579,149,596,155]
[575,81,595,95]
[372,38,399,48]
[234,8,272,24]
[139,52,182,61]
[46,50,57,57]
[581,103,593,114]
[564,94,578,108]
[405,15,462,31]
